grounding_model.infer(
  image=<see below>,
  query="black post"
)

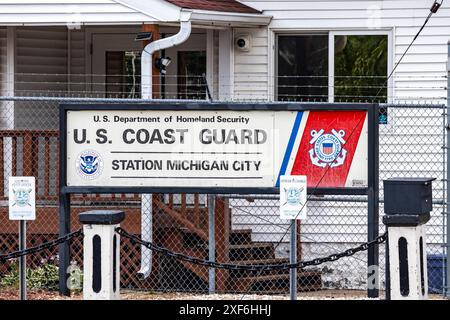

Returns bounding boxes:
[58,193,71,296]
[19,220,26,300]
[58,105,71,296]
[368,104,380,298]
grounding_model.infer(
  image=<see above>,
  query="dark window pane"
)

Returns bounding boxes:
[105,51,141,98]
[334,35,387,103]
[277,35,328,102]
[177,51,207,100]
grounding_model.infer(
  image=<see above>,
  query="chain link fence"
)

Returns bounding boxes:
[0,94,447,298]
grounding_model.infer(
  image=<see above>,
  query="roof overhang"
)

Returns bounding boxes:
[0,0,271,27]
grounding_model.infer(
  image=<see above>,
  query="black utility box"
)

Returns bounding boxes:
[384,177,435,215]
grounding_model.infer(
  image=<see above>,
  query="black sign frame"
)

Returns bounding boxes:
[58,102,380,298]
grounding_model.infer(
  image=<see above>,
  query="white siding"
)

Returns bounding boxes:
[16,27,68,94]
[0,27,6,95]
[0,27,5,91]
[69,28,87,95]
[14,27,68,129]
[233,27,269,101]
[0,27,7,128]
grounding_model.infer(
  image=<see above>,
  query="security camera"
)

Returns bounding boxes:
[235,34,252,52]
[155,57,172,75]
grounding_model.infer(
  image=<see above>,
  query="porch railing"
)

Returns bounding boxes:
[0,130,59,201]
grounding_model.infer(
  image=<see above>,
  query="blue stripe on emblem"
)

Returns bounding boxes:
[275,111,304,187]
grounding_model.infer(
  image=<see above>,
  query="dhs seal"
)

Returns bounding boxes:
[309,129,347,168]
[76,150,104,180]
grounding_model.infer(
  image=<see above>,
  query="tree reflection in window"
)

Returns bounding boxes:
[334,35,387,103]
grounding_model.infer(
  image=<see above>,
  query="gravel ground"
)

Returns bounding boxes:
[0,288,445,300]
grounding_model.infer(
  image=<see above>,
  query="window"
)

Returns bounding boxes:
[277,35,328,102]
[105,50,141,98]
[276,33,389,103]
[177,51,207,100]
[334,35,387,103]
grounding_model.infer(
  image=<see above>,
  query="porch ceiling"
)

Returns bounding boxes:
[0,0,270,27]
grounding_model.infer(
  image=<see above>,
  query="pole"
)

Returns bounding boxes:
[208,194,216,294]
[290,220,297,300]
[446,41,450,298]
[368,104,380,298]
[58,193,71,296]
[19,220,26,300]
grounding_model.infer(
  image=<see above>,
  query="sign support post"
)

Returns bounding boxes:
[280,175,307,301]
[19,220,26,300]
[58,119,71,296]
[289,221,297,300]
[367,104,380,298]
[208,194,216,294]
[58,193,71,296]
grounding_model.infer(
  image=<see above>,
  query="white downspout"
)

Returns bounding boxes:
[139,19,192,278]
[141,20,192,99]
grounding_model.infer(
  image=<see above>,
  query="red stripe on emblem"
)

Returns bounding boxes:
[290,111,366,188]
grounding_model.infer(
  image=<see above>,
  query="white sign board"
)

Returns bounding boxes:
[65,109,369,189]
[279,175,307,220]
[9,176,36,220]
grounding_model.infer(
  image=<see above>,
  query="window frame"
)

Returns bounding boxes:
[274,32,329,102]
[328,30,393,103]
[273,30,393,103]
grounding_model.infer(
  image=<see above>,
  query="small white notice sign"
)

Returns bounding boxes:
[280,175,307,220]
[8,176,36,220]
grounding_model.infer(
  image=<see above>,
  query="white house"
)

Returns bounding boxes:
[0,0,448,290]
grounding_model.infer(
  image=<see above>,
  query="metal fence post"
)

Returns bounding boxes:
[446,40,450,298]
[58,193,71,296]
[19,220,26,300]
[290,221,297,300]
[368,104,380,298]
[208,194,216,294]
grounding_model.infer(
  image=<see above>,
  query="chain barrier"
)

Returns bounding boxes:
[0,229,83,263]
[116,227,387,272]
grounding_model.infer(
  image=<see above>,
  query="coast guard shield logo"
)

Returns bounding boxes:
[285,187,303,206]
[309,129,347,168]
[12,188,32,207]
[76,150,104,180]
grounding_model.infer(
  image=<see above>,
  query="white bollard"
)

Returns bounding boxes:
[385,219,429,300]
[383,177,435,300]
[79,210,124,300]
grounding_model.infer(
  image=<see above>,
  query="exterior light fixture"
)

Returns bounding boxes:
[135,32,153,41]
[155,57,172,75]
